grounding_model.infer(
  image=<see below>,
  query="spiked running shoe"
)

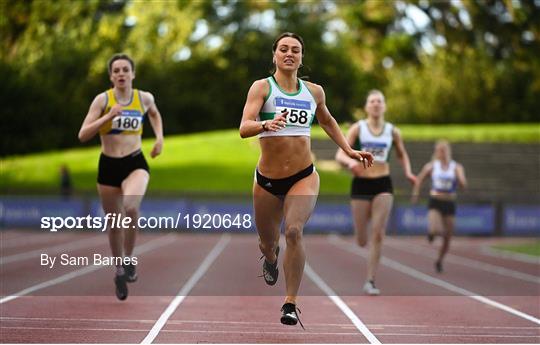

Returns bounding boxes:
[260,246,280,286]
[114,274,128,301]
[363,280,380,296]
[435,260,443,273]
[123,262,138,283]
[280,303,304,329]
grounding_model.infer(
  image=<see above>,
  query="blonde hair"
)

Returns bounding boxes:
[364,89,385,106]
[432,139,452,161]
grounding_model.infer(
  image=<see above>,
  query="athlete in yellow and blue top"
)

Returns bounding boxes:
[78,53,164,301]
[240,32,373,327]
[99,88,145,136]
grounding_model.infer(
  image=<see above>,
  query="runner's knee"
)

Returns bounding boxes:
[285,224,303,246]
[123,205,139,219]
[357,236,368,247]
[372,230,385,245]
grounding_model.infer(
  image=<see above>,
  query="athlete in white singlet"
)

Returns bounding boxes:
[336,90,416,295]
[412,140,467,272]
[240,32,373,326]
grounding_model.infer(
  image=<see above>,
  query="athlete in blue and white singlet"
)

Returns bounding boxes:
[412,140,467,273]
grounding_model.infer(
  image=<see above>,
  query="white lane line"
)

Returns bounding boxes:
[384,239,540,284]
[2,317,538,330]
[1,234,60,249]
[140,234,230,344]
[304,262,381,344]
[1,326,537,338]
[481,246,540,265]
[329,235,540,326]
[0,326,365,336]
[374,332,539,338]
[0,234,176,304]
[1,235,106,265]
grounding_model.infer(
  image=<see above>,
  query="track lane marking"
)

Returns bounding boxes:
[0,234,177,304]
[1,235,106,265]
[329,234,540,326]
[384,239,539,284]
[140,233,230,344]
[305,262,381,344]
[1,326,538,339]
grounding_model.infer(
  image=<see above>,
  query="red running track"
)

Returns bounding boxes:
[1,229,539,343]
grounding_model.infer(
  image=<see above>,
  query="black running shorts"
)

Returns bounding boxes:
[97,149,149,187]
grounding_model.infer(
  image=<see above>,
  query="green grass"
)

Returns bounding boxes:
[492,241,540,257]
[313,123,540,143]
[0,129,352,194]
[1,123,538,194]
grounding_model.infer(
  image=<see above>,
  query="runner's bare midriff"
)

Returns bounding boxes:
[430,190,457,201]
[100,135,142,157]
[258,136,312,178]
[352,161,390,179]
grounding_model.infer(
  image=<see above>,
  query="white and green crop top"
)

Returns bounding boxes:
[356,120,394,163]
[257,76,317,138]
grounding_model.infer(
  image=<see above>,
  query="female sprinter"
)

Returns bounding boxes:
[240,33,373,326]
[78,53,164,300]
[336,90,416,295]
[412,140,467,272]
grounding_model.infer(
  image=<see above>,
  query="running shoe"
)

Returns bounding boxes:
[363,280,380,296]
[427,233,435,243]
[435,260,443,273]
[114,274,128,301]
[260,246,280,286]
[280,303,304,329]
[123,262,138,283]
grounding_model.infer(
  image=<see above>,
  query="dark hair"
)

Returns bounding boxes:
[272,32,305,55]
[108,53,135,75]
[270,32,306,75]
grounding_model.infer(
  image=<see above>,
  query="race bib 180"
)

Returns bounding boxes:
[275,97,313,128]
[111,110,143,131]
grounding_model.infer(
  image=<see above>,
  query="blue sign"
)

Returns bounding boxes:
[305,203,353,234]
[503,205,540,235]
[0,197,86,227]
[393,205,494,235]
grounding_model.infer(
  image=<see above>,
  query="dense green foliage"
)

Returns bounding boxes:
[1,0,539,155]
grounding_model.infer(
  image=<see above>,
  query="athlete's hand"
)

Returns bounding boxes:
[150,139,163,158]
[108,104,123,119]
[406,173,417,185]
[347,150,374,169]
[267,113,288,132]
[347,160,364,176]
